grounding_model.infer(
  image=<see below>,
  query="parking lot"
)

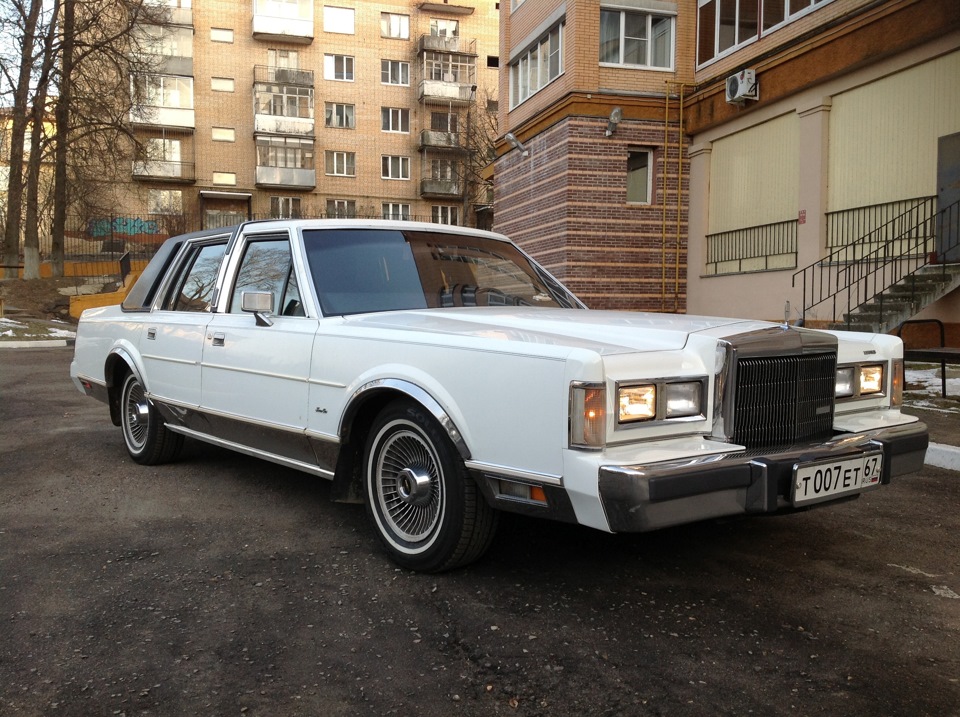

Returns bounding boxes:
[2,347,958,716]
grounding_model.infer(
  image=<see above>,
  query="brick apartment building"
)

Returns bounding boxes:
[123,0,500,232]
[494,0,960,327]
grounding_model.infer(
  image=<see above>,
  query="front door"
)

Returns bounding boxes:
[200,232,318,466]
[937,131,960,262]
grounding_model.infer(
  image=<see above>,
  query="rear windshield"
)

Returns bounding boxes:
[301,228,579,316]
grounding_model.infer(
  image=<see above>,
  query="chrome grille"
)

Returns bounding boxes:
[733,352,836,448]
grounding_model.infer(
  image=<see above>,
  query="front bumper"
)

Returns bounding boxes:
[598,421,928,532]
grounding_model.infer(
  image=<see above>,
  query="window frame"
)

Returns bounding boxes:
[381,155,411,180]
[508,21,564,109]
[381,107,410,133]
[599,7,675,71]
[626,149,654,205]
[323,54,354,81]
[324,150,356,176]
[324,102,355,129]
[381,59,410,86]
[323,5,355,34]
[380,12,410,39]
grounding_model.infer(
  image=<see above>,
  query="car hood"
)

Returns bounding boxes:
[341,307,779,355]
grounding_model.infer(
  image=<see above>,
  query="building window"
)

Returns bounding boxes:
[211,27,233,43]
[627,150,652,204]
[509,22,563,108]
[212,172,236,186]
[381,155,410,180]
[148,188,182,214]
[381,59,410,85]
[327,199,356,217]
[257,136,314,169]
[696,0,823,66]
[432,206,459,225]
[210,77,234,92]
[325,150,355,176]
[271,196,302,219]
[324,54,354,81]
[431,111,458,132]
[380,12,409,39]
[212,127,235,142]
[144,137,181,162]
[487,55,499,68]
[257,84,312,118]
[324,6,354,34]
[268,48,299,68]
[430,158,458,181]
[324,102,355,128]
[424,51,474,83]
[381,107,410,133]
[600,8,674,69]
[139,74,194,109]
[430,18,458,37]
[382,203,411,220]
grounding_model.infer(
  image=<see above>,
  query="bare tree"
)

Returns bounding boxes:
[2,0,171,279]
[463,87,499,229]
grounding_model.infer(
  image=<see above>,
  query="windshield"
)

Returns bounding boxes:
[302,228,581,316]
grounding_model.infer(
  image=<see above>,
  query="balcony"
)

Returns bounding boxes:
[418,35,476,55]
[420,178,462,198]
[252,11,313,44]
[254,114,314,136]
[420,130,463,151]
[130,105,195,129]
[255,166,316,189]
[132,159,196,183]
[419,79,476,106]
[156,55,193,77]
[254,65,314,87]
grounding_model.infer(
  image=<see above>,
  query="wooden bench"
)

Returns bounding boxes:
[896,319,959,398]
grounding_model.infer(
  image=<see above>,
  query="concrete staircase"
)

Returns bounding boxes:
[830,263,960,333]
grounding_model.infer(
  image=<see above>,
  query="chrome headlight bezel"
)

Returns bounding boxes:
[835,362,886,401]
[615,377,707,428]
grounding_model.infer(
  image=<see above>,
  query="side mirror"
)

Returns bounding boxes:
[240,291,274,327]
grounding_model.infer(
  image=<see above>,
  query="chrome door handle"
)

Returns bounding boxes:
[147,327,157,340]
[212,332,225,347]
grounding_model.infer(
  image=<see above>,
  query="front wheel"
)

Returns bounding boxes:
[119,371,183,465]
[364,400,498,572]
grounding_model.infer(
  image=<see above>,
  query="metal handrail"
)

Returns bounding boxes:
[792,197,960,326]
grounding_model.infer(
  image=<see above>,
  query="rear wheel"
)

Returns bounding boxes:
[364,400,497,572]
[119,371,183,465]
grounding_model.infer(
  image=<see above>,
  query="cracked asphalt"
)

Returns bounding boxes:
[1,347,958,716]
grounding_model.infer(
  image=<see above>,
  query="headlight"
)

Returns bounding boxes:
[617,380,704,424]
[618,385,656,423]
[836,363,885,399]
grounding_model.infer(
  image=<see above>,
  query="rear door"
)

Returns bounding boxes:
[142,238,228,407]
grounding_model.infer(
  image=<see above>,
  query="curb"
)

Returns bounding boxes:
[925,442,960,472]
[0,338,75,349]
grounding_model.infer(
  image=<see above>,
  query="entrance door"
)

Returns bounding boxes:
[937,131,960,262]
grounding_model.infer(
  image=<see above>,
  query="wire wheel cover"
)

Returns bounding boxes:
[123,378,150,449]
[375,428,443,543]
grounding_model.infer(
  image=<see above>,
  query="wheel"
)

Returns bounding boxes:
[364,400,498,572]
[119,371,183,465]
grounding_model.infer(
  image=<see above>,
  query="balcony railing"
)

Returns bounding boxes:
[419,130,463,150]
[254,114,314,136]
[420,178,462,198]
[419,80,475,106]
[129,105,195,129]
[132,159,196,182]
[252,12,313,44]
[418,34,476,55]
[255,166,316,189]
[254,65,314,87]
[705,219,798,275]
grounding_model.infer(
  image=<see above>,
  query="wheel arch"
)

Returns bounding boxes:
[104,346,144,426]
[330,379,471,504]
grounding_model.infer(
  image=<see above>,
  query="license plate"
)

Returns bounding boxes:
[792,452,883,506]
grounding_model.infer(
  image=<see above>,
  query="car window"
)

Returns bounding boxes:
[161,241,228,312]
[229,237,304,316]
[302,228,579,316]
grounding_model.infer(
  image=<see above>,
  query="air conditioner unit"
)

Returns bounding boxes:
[725,69,758,104]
